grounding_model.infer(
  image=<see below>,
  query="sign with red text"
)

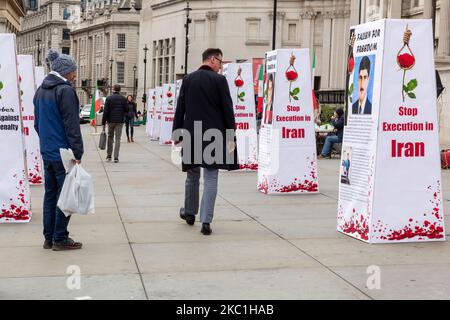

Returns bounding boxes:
[224,63,258,170]
[257,49,319,194]
[35,66,45,89]
[175,79,182,110]
[0,34,32,223]
[151,86,162,141]
[18,55,44,185]
[159,83,175,145]
[146,88,155,137]
[337,19,445,243]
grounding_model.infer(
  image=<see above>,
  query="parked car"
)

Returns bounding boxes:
[79,98,105,125]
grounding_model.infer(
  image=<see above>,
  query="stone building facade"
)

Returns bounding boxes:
[17,0,81,71]
[0,0,26,34]
[71,0,141,105]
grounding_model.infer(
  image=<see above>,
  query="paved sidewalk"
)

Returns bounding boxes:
[0,124,449,300]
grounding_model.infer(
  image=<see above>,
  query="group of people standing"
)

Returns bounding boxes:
[101,84,138,163]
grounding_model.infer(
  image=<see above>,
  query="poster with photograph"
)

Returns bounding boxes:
[18,55,43,185]
[151,86,162,141]
[34,66,45,89]
[337,19,445,243]
[146,88,155,137]
[0,34,32,223]
[159,83,175,145]
[175,79,183,110]
[223,63,258,170]
[257,49,319,194]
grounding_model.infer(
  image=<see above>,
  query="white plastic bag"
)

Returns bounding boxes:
[57,164,95,217]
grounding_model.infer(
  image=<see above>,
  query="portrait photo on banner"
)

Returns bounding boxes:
[352,54,376,115]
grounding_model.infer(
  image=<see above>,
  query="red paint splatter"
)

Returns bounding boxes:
[240,163,258,171]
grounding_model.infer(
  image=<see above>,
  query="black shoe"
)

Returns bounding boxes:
[106,156,112,162]
[43,239,52,249]
[179,207,195,226]
[114,158,119,163]
[52,238,83,251]
[201,223,212,236]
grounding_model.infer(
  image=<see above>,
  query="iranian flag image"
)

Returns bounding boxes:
[90,86,102,127]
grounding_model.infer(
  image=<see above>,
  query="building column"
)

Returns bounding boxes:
[438,0,450,56]
[300,10,316,50]
[423,0,434,19]
[206,11,218,48]
[321,11,333,89]
[330,10,346,88]
[386,0,402,18]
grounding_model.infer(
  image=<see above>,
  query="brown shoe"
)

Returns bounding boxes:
[131,138,134,142]
[43,240,53,250]
[127,137,130,143]
[52,238,82,251]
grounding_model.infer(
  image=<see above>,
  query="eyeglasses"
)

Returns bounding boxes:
[214,56,224,65]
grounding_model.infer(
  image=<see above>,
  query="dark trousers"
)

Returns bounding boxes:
[43,160,71,243]
[107,123,124,159]
[125,118,135,139]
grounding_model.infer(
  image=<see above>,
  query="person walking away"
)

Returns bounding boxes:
[33,49,83,251]
[102,84,128,163]
[318,108,345,159]
[172,48,239,236]
[125,95,138,143]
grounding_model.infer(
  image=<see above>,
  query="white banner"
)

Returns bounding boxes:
[175,79,183,110]
[337,19,445,243]
[151,86,162,141]
[18,55,44,185]
[0,34,32,223]
[34,66,45,89]
[224,63,258,171]
[159,83,175,145]
[146,88,155,137]
[257,49,319,194]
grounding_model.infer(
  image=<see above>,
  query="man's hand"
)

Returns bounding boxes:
[227,141,236,153]
[73,159,81,165]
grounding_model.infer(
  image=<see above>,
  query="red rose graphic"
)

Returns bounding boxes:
[285,53,300,102]
[397,53,415,69]
[347,57,355,74]
[235,66,245,102]
[167,92,173,98]
[285,70,298,81]
[235,79,244,87]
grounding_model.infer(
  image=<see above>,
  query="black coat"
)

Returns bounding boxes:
[102,92,128,125]
[331,116,344,143]
[126,101,138,120]
[172,65,239,172]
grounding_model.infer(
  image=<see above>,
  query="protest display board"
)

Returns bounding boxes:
[159,83,175,145]
[18,55,43,185]
[175,79,183,110]
[34,66,45,89]
[337,19,445,243]
[223,63,258,170]
[146,88,155,137]
[257,49,319,194]
[151,86,162,141]
[0,34,32,223]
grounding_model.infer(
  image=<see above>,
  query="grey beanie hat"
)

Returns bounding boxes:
[47,49,77,76]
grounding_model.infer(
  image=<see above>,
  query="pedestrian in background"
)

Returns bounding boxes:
[102,84,128,163]
[172,48,239,236]
[33,49,83,251]
[125,95,138,143]
[318,108,345,159]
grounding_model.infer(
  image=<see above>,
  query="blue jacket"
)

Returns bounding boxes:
[33,74,84,161]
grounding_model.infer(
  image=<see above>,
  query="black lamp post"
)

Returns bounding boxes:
[133,65,137,99]
[142,45,149,123]
[272,0,277,50]
[109,57,114,95]
[36,36,42,66]
[184,2,192,76]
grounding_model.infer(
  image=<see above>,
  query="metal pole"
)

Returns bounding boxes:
[109,58,113,95]
[272,0,277,50]
[184,2,192,76]
[432,0,437,47]
[143,45,148,121]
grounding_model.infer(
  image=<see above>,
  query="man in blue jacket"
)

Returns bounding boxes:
[33,49,84,251]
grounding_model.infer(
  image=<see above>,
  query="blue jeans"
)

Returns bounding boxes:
[125,118,135,139]
[184,167,219,224]
[321,135,340,157]
[43,160,71,243]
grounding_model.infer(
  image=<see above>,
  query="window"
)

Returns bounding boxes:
[62,47,70,55]
[116,62,125,84]
[63,8,71,20]
[117,34,126,49]
[288,24,297,41]
[63,29,70,41]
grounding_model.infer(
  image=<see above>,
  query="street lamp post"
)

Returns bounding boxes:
[133,65,137,99]
[272,0,277,50]
[109,57,114,95]
[142,45,149,123]
[36,36,42,66]
[184,2,192,76]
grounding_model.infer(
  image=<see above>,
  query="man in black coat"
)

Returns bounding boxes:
[102,84,128,162]
[172,48,239,235]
